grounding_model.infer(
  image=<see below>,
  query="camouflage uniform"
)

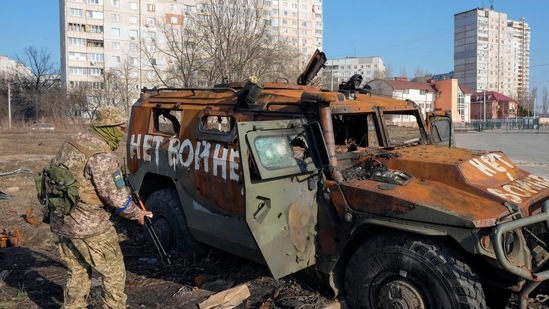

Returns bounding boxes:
[49,107,142,309]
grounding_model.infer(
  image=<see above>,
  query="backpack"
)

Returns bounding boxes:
[35,139,100,223]
[35,163,80,223]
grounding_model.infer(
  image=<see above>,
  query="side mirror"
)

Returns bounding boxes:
[304,122,330,169]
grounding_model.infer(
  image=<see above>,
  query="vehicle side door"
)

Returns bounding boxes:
[237,119,320,279]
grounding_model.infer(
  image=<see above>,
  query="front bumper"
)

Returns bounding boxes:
[491,201,549,308]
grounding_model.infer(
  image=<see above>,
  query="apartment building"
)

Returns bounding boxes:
[60,0,323,100]
[322,56,386,91]
[263,0,323,68]
[453,7,530,98]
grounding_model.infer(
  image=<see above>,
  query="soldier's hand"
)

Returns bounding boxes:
[137,210,153,225]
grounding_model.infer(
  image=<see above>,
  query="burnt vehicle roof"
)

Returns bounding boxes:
[136,83,420,114]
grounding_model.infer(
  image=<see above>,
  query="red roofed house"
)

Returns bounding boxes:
[470,91,517,121]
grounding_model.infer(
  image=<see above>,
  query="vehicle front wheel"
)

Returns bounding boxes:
[345,232,486,308]
[144,188,203,258]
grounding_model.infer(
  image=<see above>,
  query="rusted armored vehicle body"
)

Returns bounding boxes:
[126,52,549,308]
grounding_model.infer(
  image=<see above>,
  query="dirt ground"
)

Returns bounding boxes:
[0,130,337,309]
[0,130,547,309]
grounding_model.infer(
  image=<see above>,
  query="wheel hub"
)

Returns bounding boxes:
[153,217,174,249]
[377,280,425,309]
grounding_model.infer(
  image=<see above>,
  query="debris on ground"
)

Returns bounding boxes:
[198,284,250,309]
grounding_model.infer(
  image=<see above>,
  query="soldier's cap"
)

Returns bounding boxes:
[93,106,127,127]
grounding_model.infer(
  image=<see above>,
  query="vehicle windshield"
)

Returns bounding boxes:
[331,112,424,153]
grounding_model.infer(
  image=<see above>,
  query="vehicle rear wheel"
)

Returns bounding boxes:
[345,232,486,308]
[144,188,203,258]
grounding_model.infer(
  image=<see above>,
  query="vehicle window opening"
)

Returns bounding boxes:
[200,115,233,134]
[332,114,378,151]
[153,109,181,135]
[383,113,422,146]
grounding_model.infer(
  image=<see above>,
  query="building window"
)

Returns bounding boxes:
[111,41,120,49]
[170,4,178,11]
[91,25,103,33]
[149,31,157,38]
[111,28,120,36]
[70,8,83,17]
[87,40,104,47]
[87,0,103,4]
[86,10,103,19]
[147,45,156,52]
[183,5,196,13]
[111,0,120,7]
[69,23,85,32]
[89,68,102,75]
[170,16,178,24]
[130,57,139,65]
[88,53,104,62]
[147,4,155,12]
[69,67,85,75]
[112,56,121,63]
[130,2,138,9]
[68,52,86,61]
[111,13,120,22]
[129,29,139,38]
[130,43,139,51]
[69,37,86,46]
[147,17,155,26]
[129,16,138,24]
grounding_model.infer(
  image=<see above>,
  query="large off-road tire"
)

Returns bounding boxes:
[144,189,203,258]
[345,233,486,308]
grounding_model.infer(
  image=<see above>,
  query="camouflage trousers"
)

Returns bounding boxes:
[58,225,127,309]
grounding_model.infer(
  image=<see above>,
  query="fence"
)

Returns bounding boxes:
[453,117,548,132]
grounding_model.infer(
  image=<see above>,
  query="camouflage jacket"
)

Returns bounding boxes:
[49,132,141,238]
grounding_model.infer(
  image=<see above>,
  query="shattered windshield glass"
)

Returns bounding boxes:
[254,135,305,169]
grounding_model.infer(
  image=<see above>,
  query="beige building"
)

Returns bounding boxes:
[60,0,323,100]
[322,56,385,91]
[454,7,530,98]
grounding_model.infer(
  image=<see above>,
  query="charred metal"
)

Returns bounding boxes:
[127,50,549,308]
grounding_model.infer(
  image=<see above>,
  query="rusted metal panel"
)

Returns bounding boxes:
[382,147,549,217]
[341,177,508,228]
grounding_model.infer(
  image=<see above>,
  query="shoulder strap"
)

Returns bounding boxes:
[67,138,102,159]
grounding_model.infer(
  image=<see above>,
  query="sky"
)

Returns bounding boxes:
[1,0,548,93]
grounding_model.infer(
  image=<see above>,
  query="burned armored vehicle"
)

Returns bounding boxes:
[126,51,549,308]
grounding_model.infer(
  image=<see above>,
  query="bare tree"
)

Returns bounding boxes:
[531,86,538,116]
[384,65,394,80]
[142,0,300,87]
[542,87,548,117]
[10,46,61,122]
[85,61,140,118]
[141,18,208,87]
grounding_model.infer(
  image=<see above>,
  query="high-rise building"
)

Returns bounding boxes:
[60,0,323,101]
[453,7,530,99]
[262,0,323,68]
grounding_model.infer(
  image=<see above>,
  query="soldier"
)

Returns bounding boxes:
[47,106,151,309]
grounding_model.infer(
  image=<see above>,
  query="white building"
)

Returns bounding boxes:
[60,0,323,97]
[322,56,386,91]
[454,7,530,98]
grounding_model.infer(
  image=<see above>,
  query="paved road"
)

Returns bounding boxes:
[455,131,549,178]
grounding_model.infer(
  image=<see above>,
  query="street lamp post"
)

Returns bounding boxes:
[483,89,487,124]
[7,81,12,129]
